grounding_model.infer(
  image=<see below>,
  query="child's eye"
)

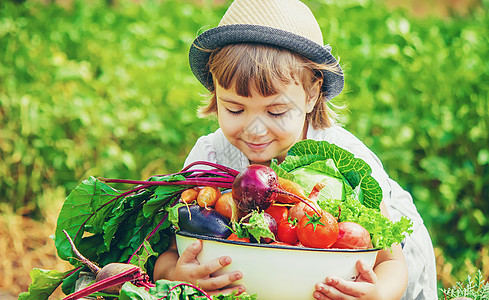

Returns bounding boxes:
[226,108,243,115]
[268,110,287,118]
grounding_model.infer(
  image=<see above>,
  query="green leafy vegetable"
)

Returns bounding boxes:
[318,197,412,249]
[119,280,257,300]
[272,139,383,210]
[129,240,158,273]
[18,269,71,300]
[53,175,184,294]
[41,162,239,298]
[233,211,276,243]
[271,139,412,249]
[55,175,186,266]
[213,291,258,300]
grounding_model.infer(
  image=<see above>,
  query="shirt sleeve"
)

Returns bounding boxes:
[183,134,218,169]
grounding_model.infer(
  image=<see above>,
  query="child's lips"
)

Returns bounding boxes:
[244,141,273,151]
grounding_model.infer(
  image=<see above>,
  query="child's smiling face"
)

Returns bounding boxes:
[216,81,316,165]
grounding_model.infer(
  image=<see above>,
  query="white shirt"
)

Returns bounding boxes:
[184,124,438,300]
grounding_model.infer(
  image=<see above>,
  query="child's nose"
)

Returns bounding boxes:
[242,117,268,139]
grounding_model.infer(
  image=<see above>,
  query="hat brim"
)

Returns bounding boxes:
[189,24,344,101]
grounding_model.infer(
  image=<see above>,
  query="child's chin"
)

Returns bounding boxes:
[246,154,272,165]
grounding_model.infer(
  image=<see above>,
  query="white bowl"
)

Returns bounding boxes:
[175,231,379,300]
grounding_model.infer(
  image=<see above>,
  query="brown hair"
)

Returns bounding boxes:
[198,43,343,129]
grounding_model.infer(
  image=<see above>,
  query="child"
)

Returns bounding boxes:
[153,0,437,299]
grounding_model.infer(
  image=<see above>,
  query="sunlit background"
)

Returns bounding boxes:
[1,0,488,298]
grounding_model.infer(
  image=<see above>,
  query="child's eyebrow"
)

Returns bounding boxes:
[218,98,244,105]
[266,103,290,109]
[219,96,292,108]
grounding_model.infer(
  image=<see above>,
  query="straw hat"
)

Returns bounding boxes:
[188,0,344,101]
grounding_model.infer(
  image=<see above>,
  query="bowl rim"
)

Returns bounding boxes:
[176,230,381,253]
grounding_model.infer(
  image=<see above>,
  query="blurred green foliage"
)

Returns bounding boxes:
[0,0,224,210]
[315,0,489,285]
[1,0,488,289]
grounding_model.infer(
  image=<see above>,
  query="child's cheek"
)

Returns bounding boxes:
[218,114,243,137]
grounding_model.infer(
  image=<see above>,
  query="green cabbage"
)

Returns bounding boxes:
[271,139,382,210]
[271,140,413,249]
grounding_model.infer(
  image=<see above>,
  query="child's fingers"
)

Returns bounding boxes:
[313,282,334,300]
[192,255,233,279]
[321,277,363,298]
[206,285,245,296]
[214,285,246,296]
[198,272,244,293]
[355,260,377,284]
[179,240,203,264]
[315,280,362,300]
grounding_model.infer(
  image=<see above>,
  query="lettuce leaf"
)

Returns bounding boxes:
[318,197,413,249]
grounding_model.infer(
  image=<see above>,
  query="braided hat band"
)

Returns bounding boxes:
[188,0,344,101]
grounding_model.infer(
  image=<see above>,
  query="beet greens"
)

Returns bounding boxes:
[54,161,237,296]
[27,161,317,299]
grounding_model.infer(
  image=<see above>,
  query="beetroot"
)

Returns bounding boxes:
[232,165,321,215]
[232,165,279,212]
[260,213,278,243]
[62,230,153,299]
[331,222,371,249]
[94,263,139,294]
[241,212,278,243]
[61,228,212,300]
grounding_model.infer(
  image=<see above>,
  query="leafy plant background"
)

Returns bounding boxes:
[0,0,488,298]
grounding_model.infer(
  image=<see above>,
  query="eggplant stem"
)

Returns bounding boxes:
[63,230,101,274]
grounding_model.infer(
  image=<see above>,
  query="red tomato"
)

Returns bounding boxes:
[297,211,339,249]
[265,204,289,225]
[227,233,250,243]
[277,221,298,245]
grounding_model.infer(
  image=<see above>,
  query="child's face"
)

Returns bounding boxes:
[216,81,316,165]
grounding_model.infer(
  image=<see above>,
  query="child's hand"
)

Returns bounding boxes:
[313,260,381,300]
[169,239,245,296]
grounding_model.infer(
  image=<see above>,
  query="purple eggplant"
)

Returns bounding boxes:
[178,205,232,238]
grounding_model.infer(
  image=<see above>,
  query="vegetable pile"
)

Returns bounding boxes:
[20,140,413,300]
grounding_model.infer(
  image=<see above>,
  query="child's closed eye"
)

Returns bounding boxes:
[226,108,244,115]
[268,110,288,118]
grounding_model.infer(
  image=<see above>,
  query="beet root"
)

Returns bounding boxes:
[62,230,151,299]
[95,263,142,294]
